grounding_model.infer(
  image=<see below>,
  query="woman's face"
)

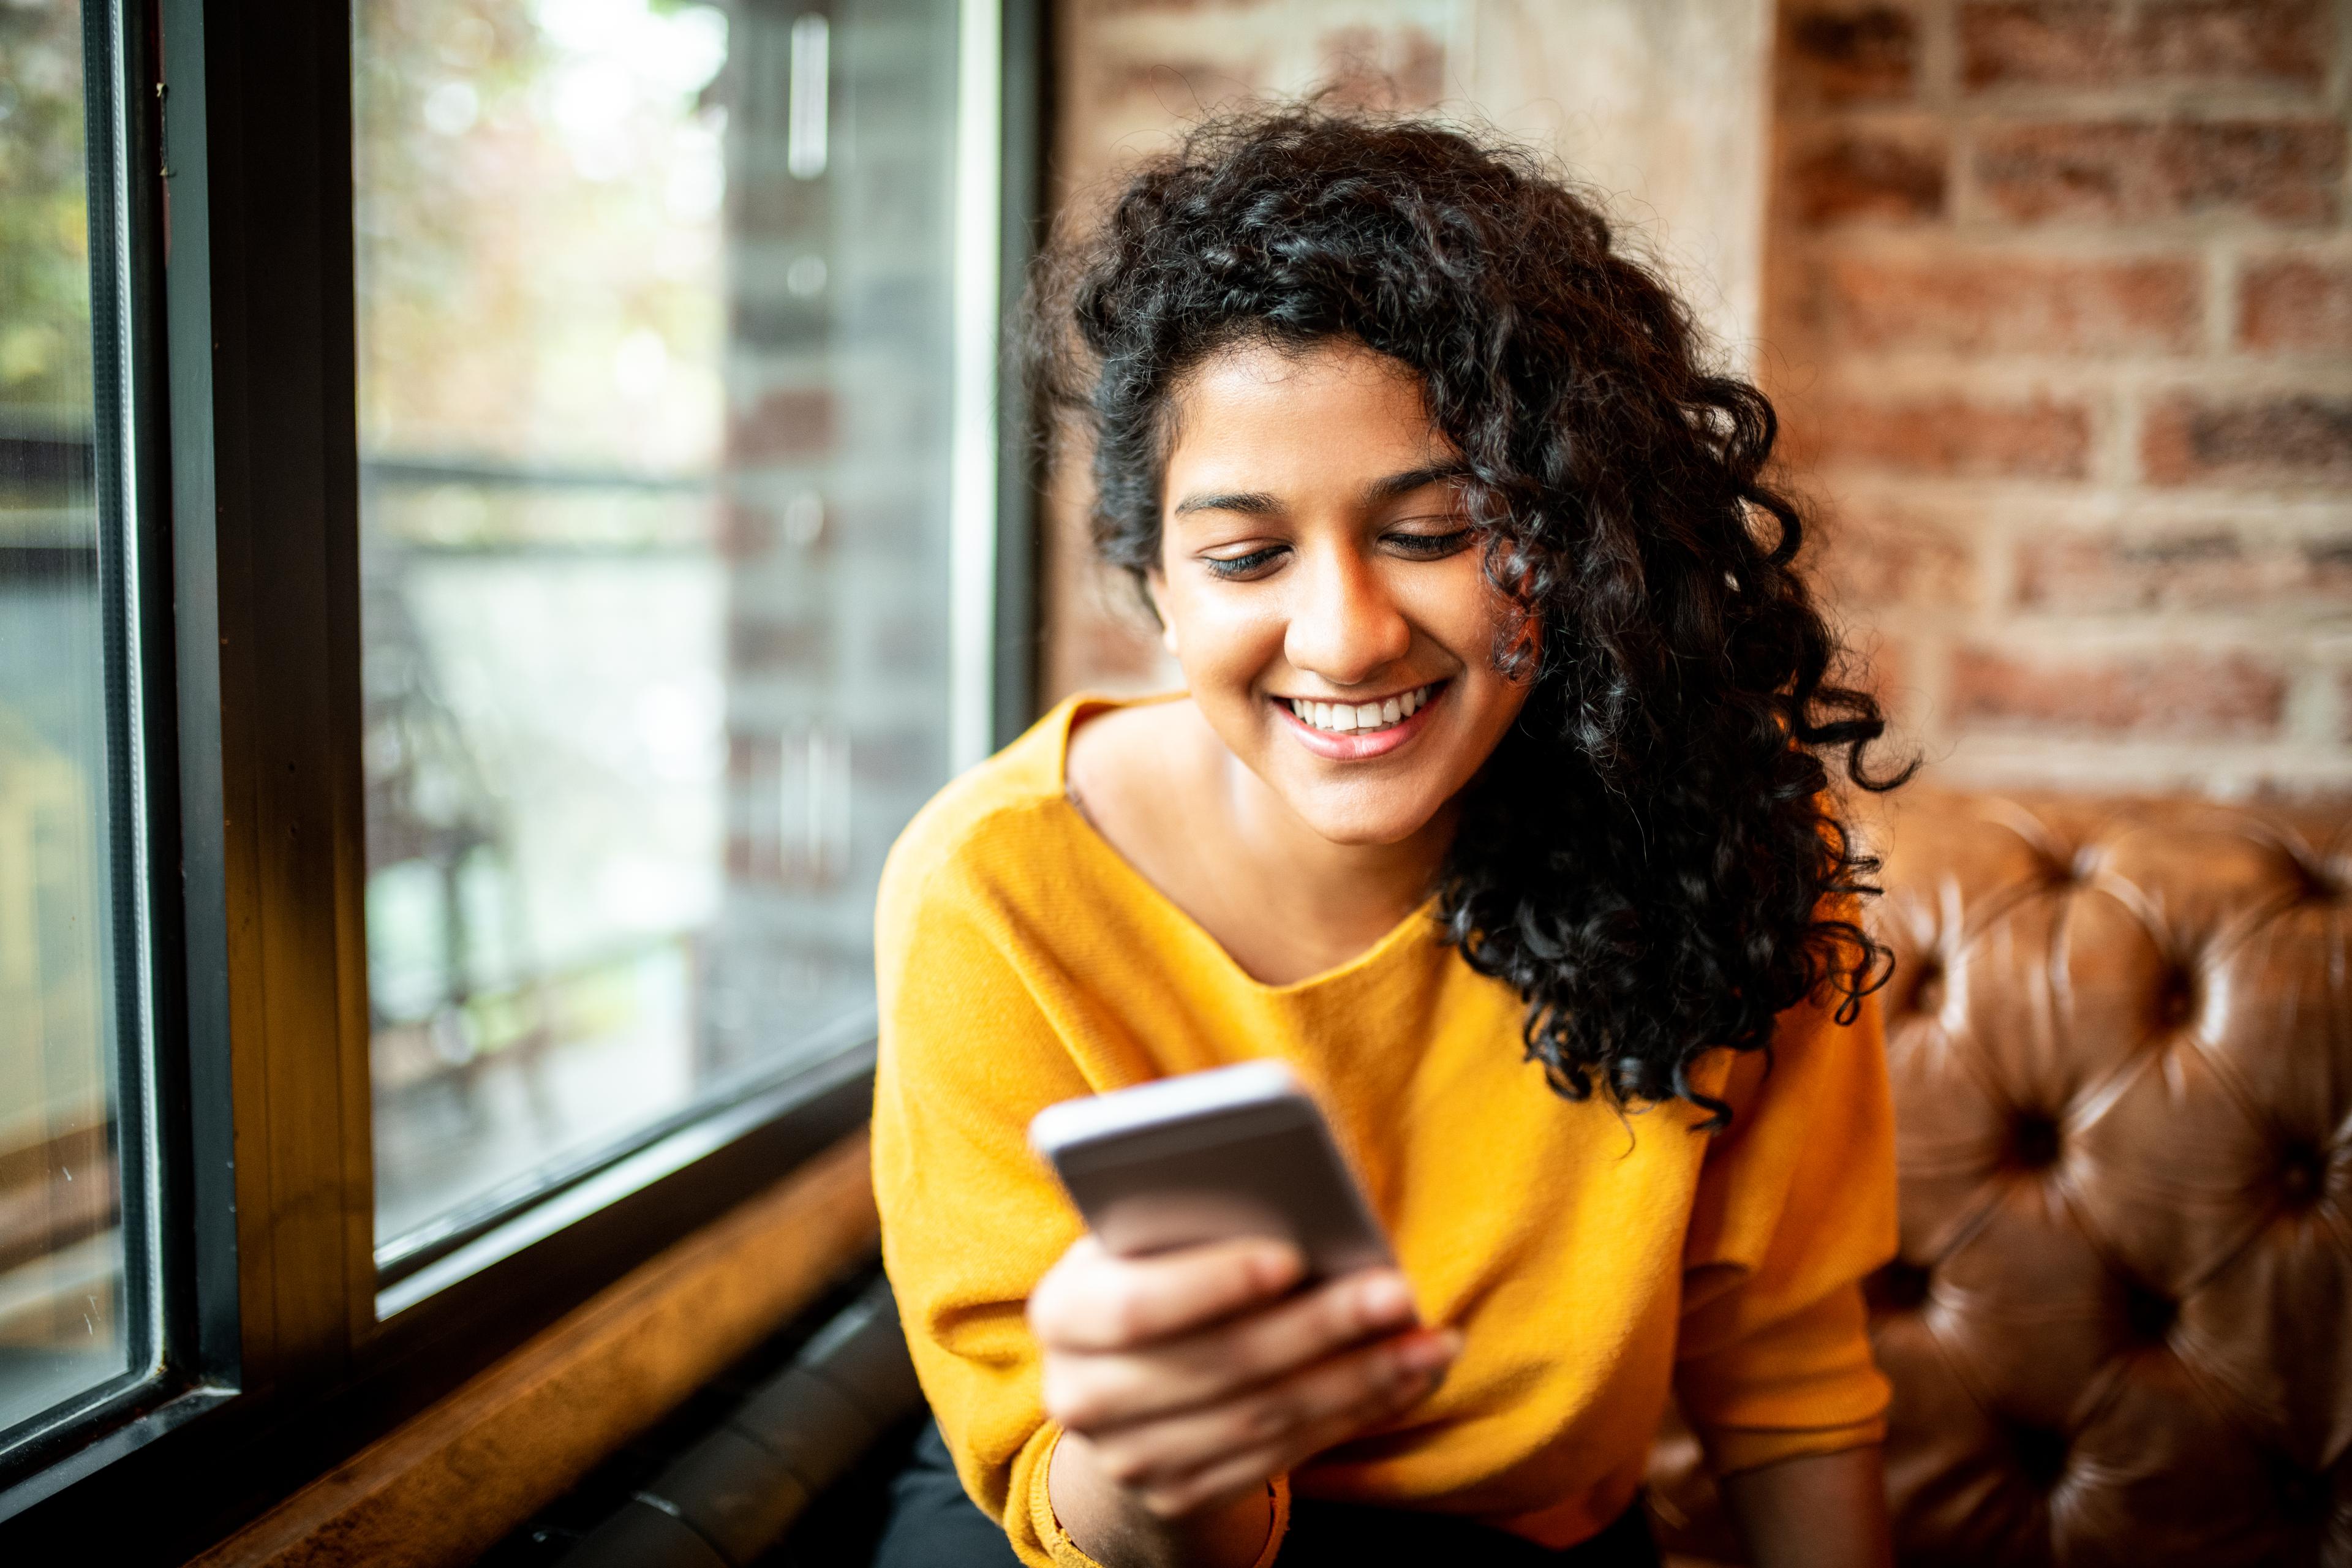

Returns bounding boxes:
[1152,338,1531,847]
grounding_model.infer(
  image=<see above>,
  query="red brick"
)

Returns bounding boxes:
[727,386,835,463]
[2005,527,2352,610]
[729,614,827,671]
[1319,26,1446,111]
[1845,636,1905,708]
[1784,6,1920,102]
[1815,508,1981,608]
[1095,58,1265,115]
[2239,257,2352,354]
[727,731,774,782]
[2130,0,2328,83]
[1786,132,1948,224]
[1948,646,2286,737]
[1815,252,2199,352]
[720,500,773,560]
[1962,1,2127,87]
[2142,394,2352,484]
[1974,121,2346,227]
[1806,394,2094,479]
[1962,1,2328,90]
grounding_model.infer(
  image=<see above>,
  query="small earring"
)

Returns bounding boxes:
[1161,623,1178,657]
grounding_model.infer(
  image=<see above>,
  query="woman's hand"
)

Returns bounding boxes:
[1030,1234,1458,1568]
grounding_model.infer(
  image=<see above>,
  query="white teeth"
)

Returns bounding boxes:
[1285,684,1435,735]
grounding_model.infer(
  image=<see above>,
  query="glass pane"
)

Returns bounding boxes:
[355,0,965,1257]
[0,1,139,1433]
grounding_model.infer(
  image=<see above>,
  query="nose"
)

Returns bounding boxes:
[1283,545,1411,690]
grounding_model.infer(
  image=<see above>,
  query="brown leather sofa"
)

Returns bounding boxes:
[1649,792,2352,1566]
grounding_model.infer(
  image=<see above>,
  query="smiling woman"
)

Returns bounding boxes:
[872,108,1912,1568]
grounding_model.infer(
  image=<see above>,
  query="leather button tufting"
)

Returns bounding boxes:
[1868,1259,1932,1313]
[1645,794,2352,1566]
[2157,970,2196,1030]
[2011,1110,2062,1171]
[2277,1143,2326,1207]
[2007,1423,2068,1491]
[2120,1279,2176,1344]
[1910,959,1945,1017]
[2276,1464,2328,1523]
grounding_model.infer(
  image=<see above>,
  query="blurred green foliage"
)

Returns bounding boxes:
[355,0,728,477]
[0,0,94,423]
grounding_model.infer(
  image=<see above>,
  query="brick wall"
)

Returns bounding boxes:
[1036,0,2351,798]
[710,0,965,1072]
[1773,0,2352,796]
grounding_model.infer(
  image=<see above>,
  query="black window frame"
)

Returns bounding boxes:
[0,0,1047,1557]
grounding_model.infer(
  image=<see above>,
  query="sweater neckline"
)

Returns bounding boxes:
[1044,692,1442,997]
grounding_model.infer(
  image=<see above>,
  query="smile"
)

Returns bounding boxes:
[1271,680,1448,761]
[1283,682,1437,736]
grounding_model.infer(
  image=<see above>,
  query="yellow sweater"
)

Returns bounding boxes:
[872,696,1896,1568]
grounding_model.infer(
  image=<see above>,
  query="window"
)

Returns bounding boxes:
[0,0,1036,1549]
[353,0,984,1291]
[0,0,155,1448]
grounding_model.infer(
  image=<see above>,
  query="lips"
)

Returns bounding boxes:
[1272,680,1447,760]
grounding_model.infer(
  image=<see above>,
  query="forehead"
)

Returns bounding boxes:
[1162,339,1450,501]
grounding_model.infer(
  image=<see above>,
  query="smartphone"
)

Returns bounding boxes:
[1028,1060,1393,1282]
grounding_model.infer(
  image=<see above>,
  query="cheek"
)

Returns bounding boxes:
[1396,554,1512,672]
[1160,582,1286,695]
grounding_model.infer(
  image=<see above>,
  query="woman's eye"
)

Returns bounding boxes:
[1201,546,1287,580]
[1387,527,1474,559]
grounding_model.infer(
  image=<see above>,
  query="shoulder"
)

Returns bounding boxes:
[1062,692,1194,781]
[879,700,1080,932]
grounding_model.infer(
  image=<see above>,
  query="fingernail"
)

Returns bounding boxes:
[1400,1329,1459,1373]
[1356,1273,1413,1324]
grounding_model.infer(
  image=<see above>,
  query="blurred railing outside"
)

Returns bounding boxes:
[355,0,965,1270]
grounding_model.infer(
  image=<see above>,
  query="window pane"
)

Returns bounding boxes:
[0,1,140,1434]
[355,0,965,1258]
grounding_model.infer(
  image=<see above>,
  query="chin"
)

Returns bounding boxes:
[1287,791,1449,848]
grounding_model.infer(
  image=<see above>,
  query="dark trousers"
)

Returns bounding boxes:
[872,1419,1661,1567]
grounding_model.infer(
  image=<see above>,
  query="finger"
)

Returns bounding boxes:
[1029,1235,1304,1352]
[1087,1326,1458,1496]
[1042,1268,1418,1432]
[1133,1355,1447,1520]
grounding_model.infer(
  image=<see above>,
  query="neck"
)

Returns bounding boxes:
[1216,742,1457,937]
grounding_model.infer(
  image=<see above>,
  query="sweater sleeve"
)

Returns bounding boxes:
[1672,982,1899,1477]
[872,851,1088,1567]
[872,837,1296,1568]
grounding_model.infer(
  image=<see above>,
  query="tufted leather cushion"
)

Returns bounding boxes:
[1647,792,2352,1567]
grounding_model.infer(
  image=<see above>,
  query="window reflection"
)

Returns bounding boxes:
[0,0,136,1435]
[356,0,963,1259]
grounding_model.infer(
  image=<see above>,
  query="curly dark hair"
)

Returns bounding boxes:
[1028,108,1912,1125]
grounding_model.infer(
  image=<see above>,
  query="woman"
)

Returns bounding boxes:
[871,110,1907,1568]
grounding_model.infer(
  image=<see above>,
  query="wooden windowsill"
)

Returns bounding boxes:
[191,1129,878,1568]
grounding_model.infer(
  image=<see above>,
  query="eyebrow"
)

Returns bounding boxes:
[1169,462,1471,518]
[1363,462,1471,505]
